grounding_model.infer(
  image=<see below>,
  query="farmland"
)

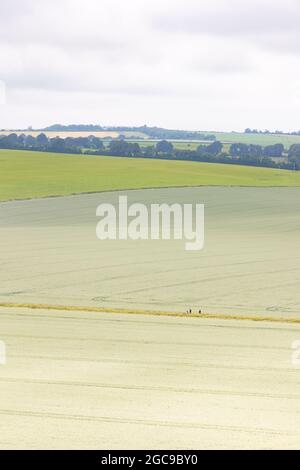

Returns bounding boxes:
[1,187,300,317]
[0,130,147,139]
[1,149,300,202]
[1,154,300,450]
[202,131,300,148]
[128,139,208,150]
[1,307,299,449]
[3,129,300,149]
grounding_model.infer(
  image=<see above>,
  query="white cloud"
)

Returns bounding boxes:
[154,0,300,43]
[0,0,299,131]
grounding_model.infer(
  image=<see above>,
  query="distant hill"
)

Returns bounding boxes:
[43,124,104,132]
[40,124,216,141]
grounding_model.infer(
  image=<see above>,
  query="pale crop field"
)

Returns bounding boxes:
[203,131,300,148]
[1,308,299,449]
[0,130,120,138]
[0,130,148,139]
[1,187,300,318]
[1,187,300,450]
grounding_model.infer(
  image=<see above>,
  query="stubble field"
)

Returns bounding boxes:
[0,307,300,449]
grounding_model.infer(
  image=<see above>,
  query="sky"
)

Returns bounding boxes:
[0,0,299,132]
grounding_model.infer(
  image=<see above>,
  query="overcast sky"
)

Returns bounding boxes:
[0,0,299,131]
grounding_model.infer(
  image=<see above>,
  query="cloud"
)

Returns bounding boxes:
[155,1,299,34]
[0,0,299,131]
[153,0,300,54]
[0,0,34,18]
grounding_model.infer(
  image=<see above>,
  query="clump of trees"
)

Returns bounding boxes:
[0,133,299,171]
[106,140,141,156]
[230,143,284,158]
[156,140,174,153]
[0,133,104,153]
[288,144,300,167]
[198,141,223,156]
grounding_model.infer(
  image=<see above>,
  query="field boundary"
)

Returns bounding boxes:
[0,301,300,324]
[1,184,300,205]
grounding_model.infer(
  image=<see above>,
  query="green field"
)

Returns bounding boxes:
[202,131,300,148]
[1,149,300,201]
[129,139,233,153]
[128,133,300,151]
[127,140,205,150]
[128,132,300,149]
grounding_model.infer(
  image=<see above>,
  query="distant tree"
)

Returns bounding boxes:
[229,143,263,161]
[230,143,249,157]
[143,145,156,157]
[248,144,263,158]
[25,135,36,147]
[130,143,141,156]
[205,141,223,156]
[109,140,129,155]
[263,144,284,157]
[288,144,300,168]
[108,140,141,156]
[88,135,104,150]
[68,137,90,148]
[156,140,173,153]
[6,133,19,147]
[49,137,65,152]
[36,133,48,148]
[17,134,26,146]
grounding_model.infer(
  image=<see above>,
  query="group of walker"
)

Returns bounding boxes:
[186,308,202,315]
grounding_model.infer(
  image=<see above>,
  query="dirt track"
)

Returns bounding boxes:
[0,307,300,449]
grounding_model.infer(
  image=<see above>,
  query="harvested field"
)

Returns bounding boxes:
[0,307,299,449]
[0,131,120,139]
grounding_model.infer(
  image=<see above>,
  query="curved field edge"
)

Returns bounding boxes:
[1,149,300,201]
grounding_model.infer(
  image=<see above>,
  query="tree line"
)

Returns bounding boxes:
[40,124,216,141]
[245,128,300,136]
[1,133,300,170]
